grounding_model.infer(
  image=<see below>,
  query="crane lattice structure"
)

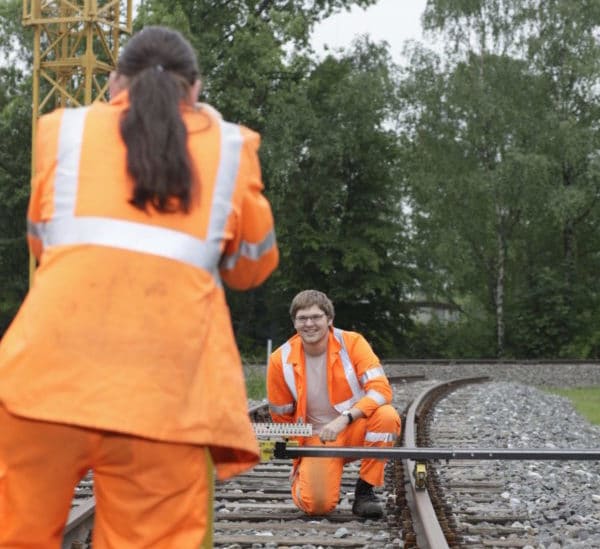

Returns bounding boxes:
[21,0,132,279]
[22,0,132,121]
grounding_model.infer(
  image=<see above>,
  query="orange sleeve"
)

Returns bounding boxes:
[220,128,279,290]
[266,350,295,424]
[27,111,63,262]
[347,333,393,417]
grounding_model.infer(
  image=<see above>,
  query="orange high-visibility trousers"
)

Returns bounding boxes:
[291,404,401,515]
[0,406,209,548]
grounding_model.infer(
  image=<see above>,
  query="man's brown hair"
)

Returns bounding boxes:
[289,289,335,320]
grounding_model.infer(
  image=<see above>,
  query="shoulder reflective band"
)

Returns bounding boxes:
[33,108,246,280]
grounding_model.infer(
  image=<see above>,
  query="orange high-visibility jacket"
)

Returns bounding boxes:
[267,328,392,436]
[0,92,278,479]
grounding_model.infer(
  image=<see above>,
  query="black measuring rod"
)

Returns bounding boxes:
[273,442,600,461]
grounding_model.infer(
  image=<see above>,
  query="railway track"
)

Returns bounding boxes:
[392,377,600,548]
[397,377,541,548]
[213,376,501,548]
[61,375,426,548]
[385,355,600,546]
[422,387,537,547]
[213,460,398,547]
[61,369,599,548]
[213,397,403,549]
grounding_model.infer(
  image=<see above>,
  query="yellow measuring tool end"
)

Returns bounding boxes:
[258,439,300,462]
[253,423,312,462]
[413,461,427,490]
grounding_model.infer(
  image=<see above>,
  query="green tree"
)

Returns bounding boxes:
[1,1,412,358]
[263,39,411,354]
[134,0,377,130]
[400,0,600,357]
[136,1,410,356]
[400,43,553,356]
[0,0,32,335]
[522,2,600,356]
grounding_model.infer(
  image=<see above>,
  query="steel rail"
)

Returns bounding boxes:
[273,445,600,460]
[403,379,453,549]
[62,497,95,549]
[382,358,600,364]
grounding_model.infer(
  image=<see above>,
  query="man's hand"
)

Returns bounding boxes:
[319,415,349,442]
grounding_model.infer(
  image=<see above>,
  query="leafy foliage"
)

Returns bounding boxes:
[261,40,410,353]
[4,0,600,360]
[0,0,32,334]
[401,0,600,357]
[1,0,411,359]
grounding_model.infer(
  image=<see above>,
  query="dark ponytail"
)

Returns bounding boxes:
[116,26,200,213]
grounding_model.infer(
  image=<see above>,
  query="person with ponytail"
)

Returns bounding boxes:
[0,26,278,547]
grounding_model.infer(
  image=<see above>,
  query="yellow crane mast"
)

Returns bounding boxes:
[21,0,131,277]
[22,0,132,118]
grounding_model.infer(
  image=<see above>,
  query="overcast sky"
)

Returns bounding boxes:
[311,0,428,63]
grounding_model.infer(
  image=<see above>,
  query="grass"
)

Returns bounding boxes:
[244,365,267,401]
[546,386,600,425]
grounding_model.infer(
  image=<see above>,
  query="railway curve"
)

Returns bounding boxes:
[59,362,600,548]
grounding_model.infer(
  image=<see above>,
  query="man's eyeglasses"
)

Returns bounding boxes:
[294,313,326,325]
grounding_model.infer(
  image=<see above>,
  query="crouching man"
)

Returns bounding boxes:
[267,290,401,518]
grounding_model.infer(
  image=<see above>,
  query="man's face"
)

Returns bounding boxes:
[293,304,330,347]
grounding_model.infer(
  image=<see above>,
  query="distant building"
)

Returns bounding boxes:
[407,299,461,324]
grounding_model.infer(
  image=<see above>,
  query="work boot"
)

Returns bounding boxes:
[352,478,383,519]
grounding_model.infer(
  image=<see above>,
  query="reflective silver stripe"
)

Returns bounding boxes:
[334,397,355,412]
[37,107,245,278]
[55,108,89,216]
[360,366,386,385]
[206,119,242,244]
[365,431,397,443]
[336,390,386,412]
[269,402,295,415]
[221,229,277,270]
[332,328,365,413]
[294,483,306,508]
[366,389,387,406]
[27,219,42,239]
[281,342,298,401]
[36,217,220,273]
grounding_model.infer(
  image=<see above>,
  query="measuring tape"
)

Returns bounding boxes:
[252,422,313,438]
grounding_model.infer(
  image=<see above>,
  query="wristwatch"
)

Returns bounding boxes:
[341,410,354,424]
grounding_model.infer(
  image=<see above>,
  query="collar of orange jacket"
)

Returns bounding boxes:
[108,89,214,133]
[287,328,342,368]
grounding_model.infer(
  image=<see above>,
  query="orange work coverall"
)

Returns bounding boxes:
[267,328,401,515]
[0,91,278,547]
